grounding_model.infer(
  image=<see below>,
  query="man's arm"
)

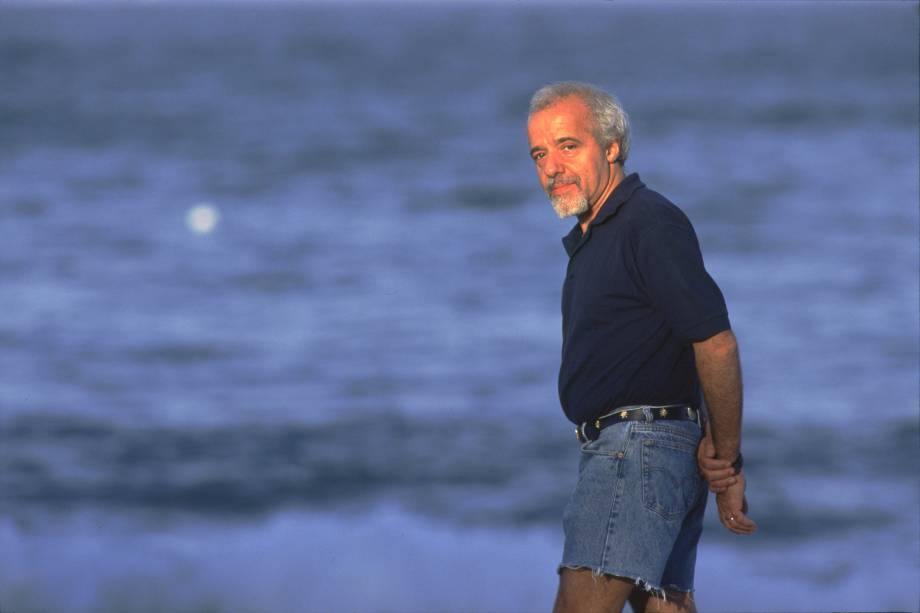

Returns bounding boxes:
[693,329,756,535]
[693,329,742,462]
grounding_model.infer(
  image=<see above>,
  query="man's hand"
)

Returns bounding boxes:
[715,471,757,535]
[697,422,737,493]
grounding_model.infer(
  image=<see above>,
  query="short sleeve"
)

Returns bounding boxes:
[635,221,731,344]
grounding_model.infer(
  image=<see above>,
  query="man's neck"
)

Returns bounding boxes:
[578,165,626,234]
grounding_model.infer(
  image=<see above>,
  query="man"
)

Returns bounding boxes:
[527,82,756,613]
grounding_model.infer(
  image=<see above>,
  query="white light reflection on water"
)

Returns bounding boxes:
[186,204,220,235]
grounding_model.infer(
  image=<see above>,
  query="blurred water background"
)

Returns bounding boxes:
[0,1,918,612]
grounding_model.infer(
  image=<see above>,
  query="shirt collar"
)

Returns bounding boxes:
[591,172,644,227]
[562,173,644,257]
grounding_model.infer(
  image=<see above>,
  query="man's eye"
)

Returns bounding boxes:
[562,144,576,151]
[533,152,545,161]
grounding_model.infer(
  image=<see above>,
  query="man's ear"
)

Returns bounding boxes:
[605,142,620,164]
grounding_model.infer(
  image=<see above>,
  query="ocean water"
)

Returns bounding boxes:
[0,2,917,612]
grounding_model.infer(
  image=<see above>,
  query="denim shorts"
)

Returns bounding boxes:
[559,418,708,595]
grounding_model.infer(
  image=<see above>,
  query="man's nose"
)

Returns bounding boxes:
[542,153,562,177]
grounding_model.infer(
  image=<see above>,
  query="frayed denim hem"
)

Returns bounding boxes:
[557,563,672,601]
[661,583,694,594]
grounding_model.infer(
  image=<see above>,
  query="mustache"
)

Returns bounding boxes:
[547,176,580,190]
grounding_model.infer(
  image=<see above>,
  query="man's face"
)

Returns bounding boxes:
[527,96,618,219]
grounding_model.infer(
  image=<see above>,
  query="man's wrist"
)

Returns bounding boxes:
[714,450,744,474]
[730,452,743,475]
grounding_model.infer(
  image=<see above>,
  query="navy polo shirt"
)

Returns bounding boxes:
[559,173,730,425]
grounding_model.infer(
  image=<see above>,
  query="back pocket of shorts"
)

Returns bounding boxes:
[640,438,700,520]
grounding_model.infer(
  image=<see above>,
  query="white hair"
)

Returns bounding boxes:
[529,81,631,164]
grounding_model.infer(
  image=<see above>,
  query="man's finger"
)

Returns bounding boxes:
[726,511,757,535]
[722,515,747,535]
[700,457,732,470]
[732,505,756,528]
[706,476,736,492]
[701,468,734,482]
[720,514,744,534]
[701,465,733,479]
[705,471,736,484]
[704,478,736,492]
[701,464,734,477]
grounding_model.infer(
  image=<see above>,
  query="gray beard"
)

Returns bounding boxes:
[551,192,590,219]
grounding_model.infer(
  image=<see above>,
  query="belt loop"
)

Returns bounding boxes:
[641,406,653,422]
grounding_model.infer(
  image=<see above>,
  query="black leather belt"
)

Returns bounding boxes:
[575,404,700,443]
